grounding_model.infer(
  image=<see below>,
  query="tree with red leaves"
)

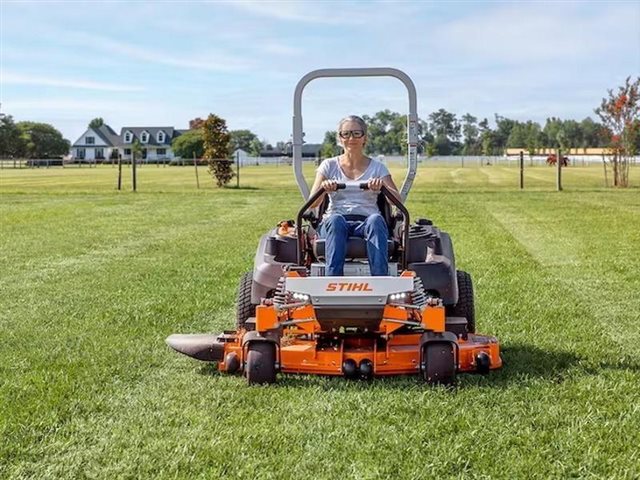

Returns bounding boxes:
[595,77,639,187]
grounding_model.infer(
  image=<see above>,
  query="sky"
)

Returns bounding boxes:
[1,0,639,145]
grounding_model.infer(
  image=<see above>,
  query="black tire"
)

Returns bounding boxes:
[422,342,456,385]
[245,342,276,385]
[236,271,256,330]
[447,270,476,334]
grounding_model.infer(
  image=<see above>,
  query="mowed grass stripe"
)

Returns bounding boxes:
[1,167,639,479]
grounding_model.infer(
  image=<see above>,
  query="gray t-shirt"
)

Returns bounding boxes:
[316,156,391,218]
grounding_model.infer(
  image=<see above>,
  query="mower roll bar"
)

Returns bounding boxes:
[292,68,418,202]
[296,183,411,271]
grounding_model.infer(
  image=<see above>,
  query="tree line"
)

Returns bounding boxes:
[320,108,639,158]
[0,116,70,159]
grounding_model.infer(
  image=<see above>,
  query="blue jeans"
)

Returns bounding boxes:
[318,213,389,276]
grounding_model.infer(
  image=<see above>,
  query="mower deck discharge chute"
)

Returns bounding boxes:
[166,68,502,385]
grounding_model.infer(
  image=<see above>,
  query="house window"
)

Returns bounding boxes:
[95,148,104,159]
[124,148,131,155]
[141,132,149,143]
[124,132,132,143]
[76,148,85,159]
[157,131,165,143]
[86,136,95,145]
[157,148,167,155]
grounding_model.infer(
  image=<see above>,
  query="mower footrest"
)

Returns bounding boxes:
[166,333,225,362]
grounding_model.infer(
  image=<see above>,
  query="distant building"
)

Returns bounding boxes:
[70,125,188,161]
[259,143,322,158]
[505,147,613,156]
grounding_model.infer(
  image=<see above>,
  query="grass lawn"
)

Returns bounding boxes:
[1,164,639,479]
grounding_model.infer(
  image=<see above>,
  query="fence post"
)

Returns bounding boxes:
[557,148,563,191]
[520,150,524,189]
[236,150,240,188]
[117,154,122,190]
[132,151,137,192]
[193,152,200,189]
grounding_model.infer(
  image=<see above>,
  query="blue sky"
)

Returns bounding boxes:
[1,0,639,145]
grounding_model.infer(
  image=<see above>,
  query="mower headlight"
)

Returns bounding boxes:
[387,292,410,304]
[290,292,310,302]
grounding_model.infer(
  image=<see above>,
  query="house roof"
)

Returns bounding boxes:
[95,124,120,146]
[72,124,120,147]
[120,127,177,146]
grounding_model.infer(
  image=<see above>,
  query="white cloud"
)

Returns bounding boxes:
[258,41,303,56]
[1,72,145,92]
[68,33,254,72]
[222,0,358,25]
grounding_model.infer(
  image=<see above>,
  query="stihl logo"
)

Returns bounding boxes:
[326,282,373,292]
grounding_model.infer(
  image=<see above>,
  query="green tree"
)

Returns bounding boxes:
[417,119,432,154]
[88,117,104,128]
[523,121,542,158]
[172,130,204,159]
[562,120,582,149]
[131,139,143,160]
[506,122,526,148]
[249,138,263,157]
[493,114,517,153]
[481,131,495,157]
[363,110,405,155]
[321,130,340,158]
[461,113,479,155]
[428,109,461,155]
[425,141,436,158]
[0,115,26,157]
[542,117,563,148]
[203,113,233,187]
[16,121,70,158]
[229,129,258,154]
[580,117,606,148]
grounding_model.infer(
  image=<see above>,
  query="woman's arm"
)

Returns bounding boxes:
[308,172,338,208]
[367,175,402,203]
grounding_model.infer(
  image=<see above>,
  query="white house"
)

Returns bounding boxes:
[118,127,187,161]
[71,125,120,161]
[71,125,188,162]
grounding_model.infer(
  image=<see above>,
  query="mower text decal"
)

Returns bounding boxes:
[326,282,373,292]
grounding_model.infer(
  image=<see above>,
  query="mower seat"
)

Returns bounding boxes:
[314,237,395,260]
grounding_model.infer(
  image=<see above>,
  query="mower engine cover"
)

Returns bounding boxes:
[285,276,414,307]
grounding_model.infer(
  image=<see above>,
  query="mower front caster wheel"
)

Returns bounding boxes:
[245,342,277,385]
[422,342,456,386]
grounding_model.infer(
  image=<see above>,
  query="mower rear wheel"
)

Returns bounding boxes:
[422,342,456,386]
[447,270,476,333]
[245,342,276,385]
[236,271,256,331]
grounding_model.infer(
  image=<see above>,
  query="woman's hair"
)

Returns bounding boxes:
[336,115,367,143]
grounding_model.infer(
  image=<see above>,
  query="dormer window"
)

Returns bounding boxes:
[124,131,132,143]
[141,131,149,143]
[157,131,165,143]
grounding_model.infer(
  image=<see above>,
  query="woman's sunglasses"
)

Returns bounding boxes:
[338,130,365,139]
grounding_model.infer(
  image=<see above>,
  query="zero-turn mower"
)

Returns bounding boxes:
[166,68,502,385]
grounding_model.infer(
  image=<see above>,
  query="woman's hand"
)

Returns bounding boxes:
[321,179,339,192]
[367,177,384,192]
